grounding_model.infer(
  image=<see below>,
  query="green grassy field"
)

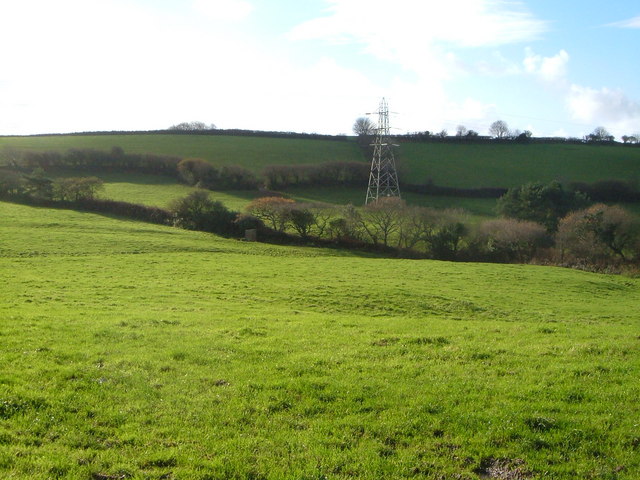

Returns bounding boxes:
[92,172,498,217]
[399,142,640,187]
[2,133,639,188]
[96,173,260,212]
[2,200,639,479]
[0,134,365,174]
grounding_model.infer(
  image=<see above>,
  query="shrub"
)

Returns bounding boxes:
[287,206,316,238]
[19,148,181,176]
[479,218,551,263]
[53,177,104,201]
[359,197,406,246]
[556,204,640,263]
[170,190,238,234]
[497,181,589,232]
[262,161,369,189]
[177,158,219,187]
[0,169,25,196]
[570,179,640,203]
[245,196,296,231]
[177,158,258,190]
[218,165,259,190]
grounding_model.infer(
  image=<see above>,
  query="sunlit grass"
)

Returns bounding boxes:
[1,201,639,478]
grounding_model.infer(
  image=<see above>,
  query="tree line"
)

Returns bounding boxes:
[17,128,348,142]
[243,186,640,269]
[5,146,640,203]
[3,148,372,191]
[2,166,638,271]
[353,116,640,145]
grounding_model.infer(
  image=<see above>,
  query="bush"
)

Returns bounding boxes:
[245,196,296,231]
[177,158,218,187]
[19,148,181,176]
[479,218,551,262]
[359,197,406,246]
[170,190,238,234]
[53,177,104,201]
[262,161,369,189]
[497,181,589,232]
[177,158,258,190]
[0,169,25,196]
[570,179,640,203]
[556,204,640,263]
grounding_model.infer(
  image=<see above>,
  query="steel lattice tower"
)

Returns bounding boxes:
[365,98,401,204]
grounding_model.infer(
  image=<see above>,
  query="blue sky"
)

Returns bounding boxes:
[1,0,639,139]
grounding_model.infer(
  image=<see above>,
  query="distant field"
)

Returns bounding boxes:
[0,134,365,173]
[94,173,497,217]
[284,186,498,217]
[1,201,639,479]
[400,142,640,187]
[96,173,260,211]
[2,133,639,188]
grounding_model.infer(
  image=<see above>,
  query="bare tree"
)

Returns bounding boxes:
[359,197,406,246]
[352,117,375,136]
[489,120,510,139]
[479,218,549,262]
[557,204,640,262]
[455,125,468,137]
[169,121,216,131]
[586,126,613,143]
[245,196,296,231]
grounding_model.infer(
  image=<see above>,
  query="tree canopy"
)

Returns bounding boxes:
[352,117,375,136]
[489,120,510,139]
[169,121,216,131]
[497,181,589,232]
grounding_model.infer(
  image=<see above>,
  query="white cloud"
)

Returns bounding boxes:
[192,0,254,21]
[607,16,640,28]
[285,0,545,133]
[0,0,264,134]
[523,48,569,83]
[289,0,547,76]
[567,85,640,136]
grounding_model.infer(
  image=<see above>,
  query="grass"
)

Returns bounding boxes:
[1,200,639,479]
[2,133,640,189]
[96,172,262,211]
[284,186,498,216]
[399,142,640,187]
[0,134,366,173]
[89,172,498,217]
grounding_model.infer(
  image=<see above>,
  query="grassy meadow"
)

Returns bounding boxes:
[1,200,639,479]
[399,142,640,187]
[0,134,365,174]
[2,133,640,188]
[95,171,497,216]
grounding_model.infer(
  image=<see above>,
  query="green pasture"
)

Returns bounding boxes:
[96,173,259,212]
[400,142,640,188]
[0,134,365,174]
[2,134,640,189]
[284,186,498,216]
[93,172,497,217]
[1,201,639,479]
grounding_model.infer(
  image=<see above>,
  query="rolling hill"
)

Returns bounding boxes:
[2,133,639,189]
[1,200,639,478]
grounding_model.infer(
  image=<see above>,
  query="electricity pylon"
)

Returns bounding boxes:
[365,98,401,205]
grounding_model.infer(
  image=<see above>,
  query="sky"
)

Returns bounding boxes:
[1,0,639,139]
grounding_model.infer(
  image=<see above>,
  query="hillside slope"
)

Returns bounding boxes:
[0,133,365,173]
[1,201,639,479]
[400,142,640,187]
[2,133,639,188]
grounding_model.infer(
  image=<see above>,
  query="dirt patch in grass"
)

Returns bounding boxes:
[474,457,531,479]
